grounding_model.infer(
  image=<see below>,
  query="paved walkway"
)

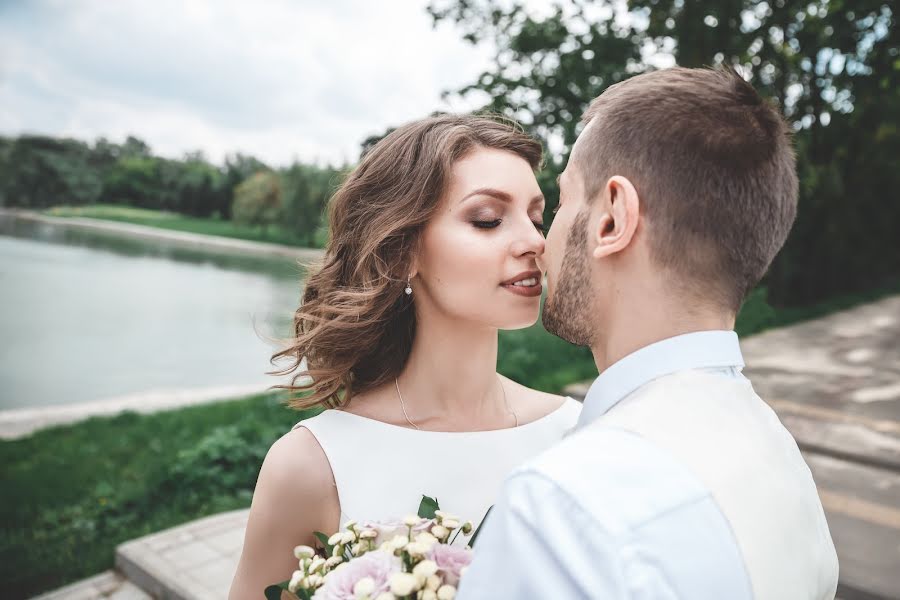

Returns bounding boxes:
[31,296,900,599]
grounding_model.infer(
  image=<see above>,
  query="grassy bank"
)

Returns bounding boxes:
[4,271,898,597]
[45,204,324,248]
[0,391,319,598]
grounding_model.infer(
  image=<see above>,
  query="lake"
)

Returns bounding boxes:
[0,213,307,410]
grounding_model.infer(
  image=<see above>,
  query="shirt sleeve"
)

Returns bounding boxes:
[456,462,751,600]
[456,469,629,600]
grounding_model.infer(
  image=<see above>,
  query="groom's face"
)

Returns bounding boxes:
[539,163,596,347]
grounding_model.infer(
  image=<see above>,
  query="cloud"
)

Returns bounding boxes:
[0,0,494,165]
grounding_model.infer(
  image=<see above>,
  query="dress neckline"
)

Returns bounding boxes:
[327,396,577,438]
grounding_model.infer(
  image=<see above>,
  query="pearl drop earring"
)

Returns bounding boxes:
[405,274,412,295]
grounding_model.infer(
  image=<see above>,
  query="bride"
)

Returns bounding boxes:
[229,114,581,597]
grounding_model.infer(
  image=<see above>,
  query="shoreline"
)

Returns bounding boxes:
[0,208,325,265]
[0,383,271,440]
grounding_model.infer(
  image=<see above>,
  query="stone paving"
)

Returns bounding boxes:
[28,295,900,599]
[115,510,247,600]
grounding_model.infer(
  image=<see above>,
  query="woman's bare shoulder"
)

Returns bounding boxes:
[258,426,336,502]
[229,427,339,599]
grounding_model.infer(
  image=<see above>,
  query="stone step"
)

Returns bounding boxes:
[29,570,152,600]
[115,509,248,600]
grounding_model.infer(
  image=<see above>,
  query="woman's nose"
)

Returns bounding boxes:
[510,220,546,258]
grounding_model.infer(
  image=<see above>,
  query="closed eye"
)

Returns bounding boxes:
[473,219,502,229]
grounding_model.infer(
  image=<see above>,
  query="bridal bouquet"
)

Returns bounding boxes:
[266,496,482,600]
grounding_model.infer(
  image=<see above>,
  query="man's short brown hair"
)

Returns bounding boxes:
[576,66,797,311]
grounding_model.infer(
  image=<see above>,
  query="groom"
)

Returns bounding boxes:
[457,67,839,599]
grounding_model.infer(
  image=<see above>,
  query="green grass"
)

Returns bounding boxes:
[0,391,320,598]
[4,270,899,598]
[45,204,320,248]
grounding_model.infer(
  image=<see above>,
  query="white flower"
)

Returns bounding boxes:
[344,520,358,531]
[325,555,344,569]
[431,525,449,540]
[434,510,446,519]
[405,542,429,557]
[422,591,438,600]
[294,545,316,559]
[353,576,375,598]
[307,574,324,588]
[442,519,460,530]
[308,557,326,574]
[403,514,420,527]
[437,584,457,600]
[333,544,345,557]
[413,560,438,579]
[328,532,345,546]
[288,570,304,593]
[351,543,363,556]
[425,574,441,591]
[414,532,438,548]
[374,594,395,600]
[389,572,419,596]
[359,528,378,540]
[342,531,358,545]
[388,534,409,551]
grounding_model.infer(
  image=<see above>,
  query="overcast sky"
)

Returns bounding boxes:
[0,0,500,166]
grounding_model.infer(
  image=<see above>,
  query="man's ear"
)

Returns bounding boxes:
[592,175,640,259]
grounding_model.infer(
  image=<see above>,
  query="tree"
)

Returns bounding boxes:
[429,0,899,305]
[0,136,102,208]
[280,163,343,246]
[222,153,270,220]
[231,171,282,237]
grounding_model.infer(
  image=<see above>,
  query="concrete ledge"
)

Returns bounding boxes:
[115,509,248,600]
[29,570,152,600]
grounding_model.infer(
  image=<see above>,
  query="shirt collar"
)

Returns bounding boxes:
[575,330,744,430]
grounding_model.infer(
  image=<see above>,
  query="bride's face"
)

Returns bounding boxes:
[414,147,546,330]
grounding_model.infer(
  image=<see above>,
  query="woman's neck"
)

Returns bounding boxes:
[395,312,504,427]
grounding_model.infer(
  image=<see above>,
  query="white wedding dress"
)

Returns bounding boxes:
[292,397,581,531]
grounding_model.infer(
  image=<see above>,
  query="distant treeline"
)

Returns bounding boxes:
[0,135,344,247]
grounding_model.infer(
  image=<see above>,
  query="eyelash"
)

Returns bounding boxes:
[473,219,546,234]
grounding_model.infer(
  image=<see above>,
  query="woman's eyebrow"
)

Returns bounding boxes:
[460,187,545,206]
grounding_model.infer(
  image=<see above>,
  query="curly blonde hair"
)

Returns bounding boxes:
[269,114,542,410]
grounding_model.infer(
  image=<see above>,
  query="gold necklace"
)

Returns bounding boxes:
[394,376,519,430]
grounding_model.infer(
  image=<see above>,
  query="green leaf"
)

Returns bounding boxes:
[264,582,306,600]
[314,530,334,556]
[467,506,492,548]
[417,495,440,519]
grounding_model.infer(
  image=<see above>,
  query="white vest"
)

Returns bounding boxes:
[596,370,839,599]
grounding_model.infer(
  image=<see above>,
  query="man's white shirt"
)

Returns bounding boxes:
[458,331,839,599]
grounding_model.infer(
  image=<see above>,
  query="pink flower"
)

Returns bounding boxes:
[360,518,435,547]
[428,544,472,587]
[312,550,400,600]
